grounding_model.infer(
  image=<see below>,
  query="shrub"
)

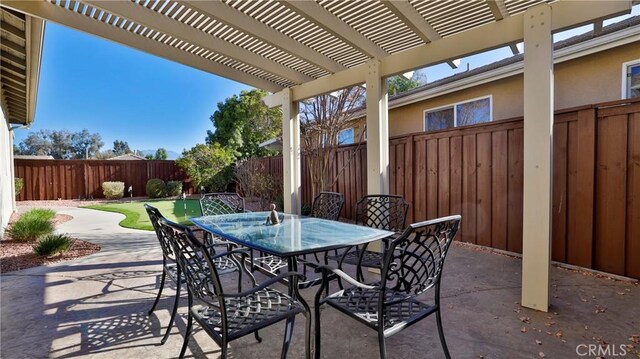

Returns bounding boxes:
[166,181,183,197]
[14,177,24,198]
[22,208,56,222]
[7,208,55,242]
[33,234,73,256]
[102,181,125,199]
[146,178,166,198]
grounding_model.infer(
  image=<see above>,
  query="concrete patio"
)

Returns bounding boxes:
[1,207,638,358]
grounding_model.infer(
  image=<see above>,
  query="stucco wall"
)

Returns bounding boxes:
[0,108,16,237]
[347,42,639,138]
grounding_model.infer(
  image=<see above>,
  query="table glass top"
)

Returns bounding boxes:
[190,212,393,256]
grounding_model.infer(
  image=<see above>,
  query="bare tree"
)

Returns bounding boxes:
[299,86,366,199]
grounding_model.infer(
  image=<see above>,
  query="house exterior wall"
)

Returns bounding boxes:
[346,41,639,138]
[0,108,16,237]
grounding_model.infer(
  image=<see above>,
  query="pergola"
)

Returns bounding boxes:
[1,0,632,312]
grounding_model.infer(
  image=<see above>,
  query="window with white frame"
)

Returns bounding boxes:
[623,60,640,99]
[424,96,492,131]
[337,127,354,145]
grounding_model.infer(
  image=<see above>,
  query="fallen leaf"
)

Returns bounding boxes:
[546,331,553,335]
[519,316,531,323]
[539,352,545,358]
[555,330,564,338]
[616,291,626,296]
[521,327,528,333]
[536,340,542,345]
[545,321,556,327]
[630,335,640,344]
[594,305,607,314]
[581,298,588,303]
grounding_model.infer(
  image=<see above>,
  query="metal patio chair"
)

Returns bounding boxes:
[334,195,409,281]
[144,204,239,345]
[314,215,461,359]
[159,217,311,359]
[252,192,345,289]
[199,192,246,246]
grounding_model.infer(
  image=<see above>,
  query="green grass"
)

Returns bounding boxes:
[82,199,202,231]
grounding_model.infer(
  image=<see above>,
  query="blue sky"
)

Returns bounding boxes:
[14,6,638,154]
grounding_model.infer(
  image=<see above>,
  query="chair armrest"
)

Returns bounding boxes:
[315,265,377,290]
[221,272,305,298]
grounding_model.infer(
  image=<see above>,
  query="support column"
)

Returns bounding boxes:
[365,60,389,196]
[281,88,302,214]
[521,4,553,312]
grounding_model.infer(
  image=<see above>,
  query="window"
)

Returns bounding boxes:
[623,60,640,99]
[424,96,492,131]
[338,128,354,145]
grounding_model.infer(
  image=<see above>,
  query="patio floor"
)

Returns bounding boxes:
[1,207,638,358]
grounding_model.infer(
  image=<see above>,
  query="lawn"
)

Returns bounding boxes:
[83,199,202,231]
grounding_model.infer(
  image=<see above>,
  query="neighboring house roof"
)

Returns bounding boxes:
[0,8,45,125]
[14,155,54,160]
[379,15,640,111]
[108,154,147,160]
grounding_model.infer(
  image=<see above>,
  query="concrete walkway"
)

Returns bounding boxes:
[1,207,638,358]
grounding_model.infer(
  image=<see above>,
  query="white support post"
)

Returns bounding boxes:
[281,88,302,214]
[521,4,553,312]
[365,59,390,196]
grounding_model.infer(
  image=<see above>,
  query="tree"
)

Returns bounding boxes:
[145,154,154,160]
[299,86,366,198]
[16,129,103,159]
[176,143,235,191]
[112,140,131,156]
[387,71,426,96]
[206,89,281,159]
[154,148,168,160]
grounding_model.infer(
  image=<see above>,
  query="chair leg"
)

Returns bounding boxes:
[436,309,451,359]
[378,330,387,359]
[220,339,228,359]
[314,283,324,359]
[148,264,167,315]
[179,295,193,359]
[280,316,296,359]
[161,274,181,344]
[254,331,263,343]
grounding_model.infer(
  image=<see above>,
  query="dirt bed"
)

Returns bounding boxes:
[1,214,100,273]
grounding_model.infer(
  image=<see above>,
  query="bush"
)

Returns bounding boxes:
[7,208,55,242]
[14,177,24,198]
[33,234,73,256]
[22,208,56,221]
[166,181,183,196]
[102,181,125,199]
[146,178,166,198]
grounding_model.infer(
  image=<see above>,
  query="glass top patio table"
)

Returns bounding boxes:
[190,211,394,257]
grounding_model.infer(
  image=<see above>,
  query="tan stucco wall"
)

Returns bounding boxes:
[348,42,639,139]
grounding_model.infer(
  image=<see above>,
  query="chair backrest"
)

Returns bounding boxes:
[200,192,245,216]
[158,217,226,306]
[354,195,409,233]
[144,204,174,260]
[380,215,461,299]
[310,192,345,221]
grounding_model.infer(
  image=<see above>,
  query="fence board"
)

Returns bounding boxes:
[15,160,192,200]
[594,114,628,276]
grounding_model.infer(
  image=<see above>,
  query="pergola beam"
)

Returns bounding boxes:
[1,0,284,93]
[270,0,630,103]
[179,1,345,74]
[85,0,312,84]
[279,0,388,59]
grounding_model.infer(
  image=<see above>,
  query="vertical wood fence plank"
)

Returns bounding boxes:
[595,114,628,276]
[476,132,492,247]
[627,112,640,279]
[507,128,524,253]
[552,122,568,262]
[438,138,450,217]
[462,134,477,244]
[492,130,508,251]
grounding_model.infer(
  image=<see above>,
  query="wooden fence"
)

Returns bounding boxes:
[14,159,192,200]
[248,98,640,280]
